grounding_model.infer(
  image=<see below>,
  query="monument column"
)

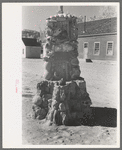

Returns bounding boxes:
[32,6,92,126]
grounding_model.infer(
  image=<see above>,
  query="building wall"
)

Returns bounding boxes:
[22,42,26,58]
[78,34,117,60]
[24,46,41,58]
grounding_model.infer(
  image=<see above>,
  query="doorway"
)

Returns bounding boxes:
[83,42,88,59]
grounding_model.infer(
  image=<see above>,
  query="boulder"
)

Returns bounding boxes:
[32,93,42,107]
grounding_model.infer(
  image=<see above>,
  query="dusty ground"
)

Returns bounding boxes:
[22,58,118,145]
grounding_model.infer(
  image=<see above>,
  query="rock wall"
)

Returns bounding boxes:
[42,12,80,81]
[32,8,92,125]
[32,79,92,125]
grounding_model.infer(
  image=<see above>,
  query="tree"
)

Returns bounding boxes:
[39,27,46,42]
[77,15,84,23]
[88,15,97,21]
[87,6,117,22]
[97,6,117,19]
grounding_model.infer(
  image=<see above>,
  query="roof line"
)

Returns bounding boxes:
[78,17,117,24]
[23,29,39,32]
[78,32,117,38]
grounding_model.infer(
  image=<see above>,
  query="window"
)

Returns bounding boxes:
[84,42,88,48]
[22,49,24,54]
[106,41,113,55]
[94,42,100,55]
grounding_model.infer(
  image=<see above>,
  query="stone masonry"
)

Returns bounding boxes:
[32,6,92,125]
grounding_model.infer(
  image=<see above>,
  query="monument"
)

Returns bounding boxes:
[32,6,92,125]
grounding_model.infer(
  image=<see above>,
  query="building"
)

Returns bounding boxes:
[22,29,40,39]
[22,38,42,58]
[77,17,117,61]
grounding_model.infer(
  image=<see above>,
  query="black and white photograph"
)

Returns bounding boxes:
[2,2,120,148]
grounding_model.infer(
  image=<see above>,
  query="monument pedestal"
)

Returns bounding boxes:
[32,6,92,126]
[32,79,92,125]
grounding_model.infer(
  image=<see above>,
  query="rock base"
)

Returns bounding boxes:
[32,78,92,126]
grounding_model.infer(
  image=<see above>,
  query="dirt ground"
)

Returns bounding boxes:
[22,58,118,146]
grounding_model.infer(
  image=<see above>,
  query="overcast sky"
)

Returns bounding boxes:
[22,4,117,32]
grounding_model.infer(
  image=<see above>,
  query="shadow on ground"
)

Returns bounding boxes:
[22,93,117,128]
[79,107,117,128]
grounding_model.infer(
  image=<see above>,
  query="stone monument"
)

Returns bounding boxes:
[32,6,92,125]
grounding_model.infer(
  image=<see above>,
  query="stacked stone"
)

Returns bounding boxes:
[32,79,92,125]
[32,8,92,125]
[43,12,81,81]
[32,81,52,120]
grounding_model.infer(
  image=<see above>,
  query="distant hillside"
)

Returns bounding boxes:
[22,29,40,39]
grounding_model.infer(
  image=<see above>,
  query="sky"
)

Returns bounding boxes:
[22,5,104,32]
[22,3,118,32]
